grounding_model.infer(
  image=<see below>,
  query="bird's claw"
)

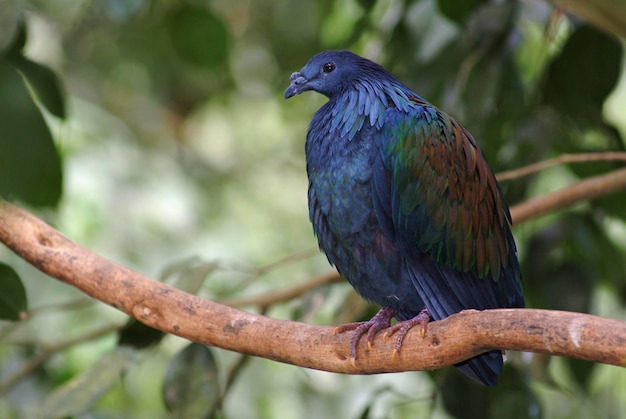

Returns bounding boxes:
[334,307,397,361]
[332,325,346,335]
[335,307,431,362]
[385,308,431,358]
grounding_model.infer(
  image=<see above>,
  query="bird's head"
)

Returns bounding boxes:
[284,50,388,100]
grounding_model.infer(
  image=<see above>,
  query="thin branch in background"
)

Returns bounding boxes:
[550,0,626,39]
[0,298,96,342]
[220,270,341,309]
[217,248,320,296]
[358,384,436,418]
[216,309,268,412]
[545,5,567,41]
[0,323,121,395]
[250,247,320,277]
[510,166,626,224]
[28,297,95,314]
[215,308,270,412]
[497,152,626,181]
[216,354,252,411]
[450,45,490,111]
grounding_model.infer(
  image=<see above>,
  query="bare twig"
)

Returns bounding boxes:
[220,248,320,296]
[0,200,625,376]
[220,270,341,309]
[250,248,319,277]
[497,152,626,181]
[510,166,626,223]
[0,323,121,394]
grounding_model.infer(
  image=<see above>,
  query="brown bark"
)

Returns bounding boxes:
[496,152,626,181]
[510,166,626,224]
[550,0,626,38]
[1,198,626,373]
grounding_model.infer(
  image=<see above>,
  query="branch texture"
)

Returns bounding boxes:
[1,200,625,373]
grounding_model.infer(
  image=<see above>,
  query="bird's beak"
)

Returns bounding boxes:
[284,71,310,99]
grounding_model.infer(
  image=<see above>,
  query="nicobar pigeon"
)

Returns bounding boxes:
[284,50,524,386]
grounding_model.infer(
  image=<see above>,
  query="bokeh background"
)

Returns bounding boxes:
[1,0,626,418]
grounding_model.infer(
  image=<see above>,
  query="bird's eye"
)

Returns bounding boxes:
[323,62,336,73]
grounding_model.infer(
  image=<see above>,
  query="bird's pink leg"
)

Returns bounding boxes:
[383,307,431,359]
[333,306,397,365]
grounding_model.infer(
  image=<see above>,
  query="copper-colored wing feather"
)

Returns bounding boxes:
[375,97,522,296]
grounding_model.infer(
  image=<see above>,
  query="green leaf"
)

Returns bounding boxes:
[440,370,490,419]
[0,61,63,207]
[9,55,66,119]
[165,259,217,295]
[163,343,220,417]
[490,366,542,419]
[437,0,488,24]
[167,5,229,70]
[593,181,626,223]
[523,215,598,313]
[36,347,137,418]
[566,358,596,389]
[117,318,165,349]
[543,25,623,123]
[441,366,541,419]
[356,0,377,12]
[0,262,27,320]
[1,16,66,118]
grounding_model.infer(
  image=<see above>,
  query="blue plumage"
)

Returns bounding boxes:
[285,50,524,386]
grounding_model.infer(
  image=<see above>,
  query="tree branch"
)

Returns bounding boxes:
[510,166,626,223]
[550,0,626,39]
[219,270,341,309]
[496,152,626,182]
[1,200,626,374]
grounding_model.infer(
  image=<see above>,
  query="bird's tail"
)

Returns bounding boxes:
[454,350,503,386]
[395,307,503,386]
[404,252,516,386]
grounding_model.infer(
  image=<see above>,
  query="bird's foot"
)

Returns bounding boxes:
[333,306,397,366]
[383,307,431,359]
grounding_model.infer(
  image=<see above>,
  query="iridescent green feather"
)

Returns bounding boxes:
[380,98,513,281]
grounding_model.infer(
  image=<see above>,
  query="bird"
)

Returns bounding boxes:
[284,50,524,386]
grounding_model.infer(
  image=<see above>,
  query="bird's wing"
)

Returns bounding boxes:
[372,97,523,316]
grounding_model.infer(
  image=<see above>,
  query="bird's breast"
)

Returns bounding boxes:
[304,121,426,313]
[307,142,376,239]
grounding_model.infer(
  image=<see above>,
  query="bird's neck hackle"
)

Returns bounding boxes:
[327,76,417,141]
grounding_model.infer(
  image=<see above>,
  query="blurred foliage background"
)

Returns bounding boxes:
[1,0,626,418]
